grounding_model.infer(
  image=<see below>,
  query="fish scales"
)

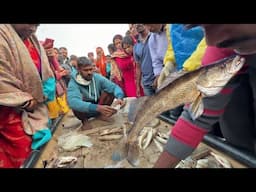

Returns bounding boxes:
[112,55,245,166]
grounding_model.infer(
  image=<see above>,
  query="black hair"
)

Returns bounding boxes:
[59,47,67,51]
[53,47,60,53]
[88,52,94,56]
[112,34,123,43]
[70,55,78,61]
[122,35,134,48]
[125,30,131,36]
[77,56,92,68]
[107,43,117,53]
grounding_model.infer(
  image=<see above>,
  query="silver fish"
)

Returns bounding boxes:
[112,55,245,166]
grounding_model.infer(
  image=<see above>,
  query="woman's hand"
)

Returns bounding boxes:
[45,48,55,57]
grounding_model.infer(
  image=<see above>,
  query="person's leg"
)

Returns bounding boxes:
[0,106,32,168]
[143,85,155,96]
[98,91,115,105]
[97,91,115,122]
[72,110,94,130]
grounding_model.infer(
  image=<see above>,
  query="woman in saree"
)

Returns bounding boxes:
[111,34,143,97]
[0,24,55,168]
[95,47,107,77]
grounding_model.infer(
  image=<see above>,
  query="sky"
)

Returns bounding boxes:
[36,24,128,56]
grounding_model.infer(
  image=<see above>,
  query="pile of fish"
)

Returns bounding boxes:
[44,156,78,168]
[138,126,168,152]
[176,151,232,168]
[98,126,124,141]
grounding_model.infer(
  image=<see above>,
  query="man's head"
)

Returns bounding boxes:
[144,24,164,33]
[134,24,146,34]
[70,55,78,69]
[77,57,94,81]
[12,24,39,40]
[129,24,138,37]
[186,24,256,55]
[87,52,95,62]
[59,47,68,59]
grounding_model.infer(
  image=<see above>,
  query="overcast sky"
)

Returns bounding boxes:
[36,24,128,57]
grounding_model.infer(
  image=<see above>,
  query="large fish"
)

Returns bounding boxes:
[112,55,245,166]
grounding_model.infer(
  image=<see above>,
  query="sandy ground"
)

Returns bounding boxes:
[42,109,171,168]
[34,100,247,168]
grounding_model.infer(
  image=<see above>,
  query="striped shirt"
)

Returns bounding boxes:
[165,48,256,159]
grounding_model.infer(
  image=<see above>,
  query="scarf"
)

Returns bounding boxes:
[0,24,54,134]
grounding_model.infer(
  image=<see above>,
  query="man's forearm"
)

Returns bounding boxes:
[136,63,142,86]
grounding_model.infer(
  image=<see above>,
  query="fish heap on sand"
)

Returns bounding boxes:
[175,151,232,168]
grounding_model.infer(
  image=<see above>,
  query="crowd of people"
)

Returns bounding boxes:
[1,23,255,168]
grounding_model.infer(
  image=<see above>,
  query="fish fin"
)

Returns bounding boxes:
[157,70,188,92]
[127,142,140,167]
[197,84,223,97]
[188,94,204,120]
[128,96,149,123]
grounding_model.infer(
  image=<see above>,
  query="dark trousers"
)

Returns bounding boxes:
[220,73,255,154]
[73,91,114,122]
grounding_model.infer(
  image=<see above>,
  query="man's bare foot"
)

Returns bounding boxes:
[81,120,93,130]
[97,115,114,122]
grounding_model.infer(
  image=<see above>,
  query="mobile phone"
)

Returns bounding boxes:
[43,38,54,49]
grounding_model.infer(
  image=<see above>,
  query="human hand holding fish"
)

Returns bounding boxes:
[112,55,245,167]
[152,75,160,90]
[157,61,176,88]
[97,105,117,117]
[112,99,126,110]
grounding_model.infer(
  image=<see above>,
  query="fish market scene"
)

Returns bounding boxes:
[1,23,256,169]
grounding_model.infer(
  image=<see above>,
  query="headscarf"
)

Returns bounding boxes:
[95,47,107,77]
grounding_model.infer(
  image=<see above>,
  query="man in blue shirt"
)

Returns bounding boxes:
[67,57,125,130]
[133,24,155,96]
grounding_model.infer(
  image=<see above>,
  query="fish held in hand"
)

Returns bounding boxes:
[112,55,245,166]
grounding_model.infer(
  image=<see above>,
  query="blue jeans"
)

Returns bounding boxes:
[143,84,156,96]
